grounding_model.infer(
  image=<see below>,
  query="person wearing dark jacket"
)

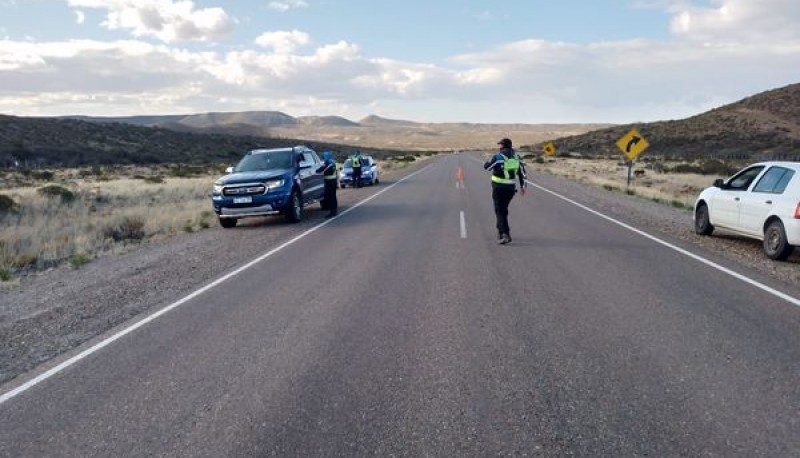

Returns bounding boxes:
[484,138,527,244]
[317,151,338,217]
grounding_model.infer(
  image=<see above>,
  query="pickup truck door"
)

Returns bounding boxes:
[297,151,324,202]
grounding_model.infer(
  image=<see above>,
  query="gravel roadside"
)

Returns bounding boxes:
[1,157,798,388]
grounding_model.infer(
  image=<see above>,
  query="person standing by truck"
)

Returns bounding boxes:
[350,150,363,188]
[317,151,338,218]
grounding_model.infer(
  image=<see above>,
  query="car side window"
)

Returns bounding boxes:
[727,166,765,191]
[753,167,794,194]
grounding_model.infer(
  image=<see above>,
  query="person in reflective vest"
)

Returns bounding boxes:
[317,151,338,217]
[350,150,363,188]
[483,138,527,244]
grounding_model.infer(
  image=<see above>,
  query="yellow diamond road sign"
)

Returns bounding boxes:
[616,128,650,161]
[543,142,556,156]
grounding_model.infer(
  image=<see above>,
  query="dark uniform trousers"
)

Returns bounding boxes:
[324,179,338,214]
[492,183,516,236]
[352,167,362,188]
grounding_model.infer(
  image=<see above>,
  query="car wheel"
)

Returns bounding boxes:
[694,203,713,236]
[285,189,303,223]
[763,220,794,261]
[219,217,237,229]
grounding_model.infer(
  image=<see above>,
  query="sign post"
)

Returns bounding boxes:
[616,128,650,187]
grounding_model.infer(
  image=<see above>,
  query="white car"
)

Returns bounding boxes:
[694,161,800,260]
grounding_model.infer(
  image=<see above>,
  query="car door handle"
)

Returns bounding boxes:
[765,200,773,205]
[734,197,740,202]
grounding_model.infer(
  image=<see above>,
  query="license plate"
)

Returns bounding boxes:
[233,197,252,204]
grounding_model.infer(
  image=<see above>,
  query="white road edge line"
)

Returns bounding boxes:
[460,211,467,239]
[528,179,800,308]
[0,163,436,406]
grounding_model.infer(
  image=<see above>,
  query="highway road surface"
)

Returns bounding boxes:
[2,153,800,456]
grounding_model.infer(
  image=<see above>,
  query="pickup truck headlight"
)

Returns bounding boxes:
[264,178,285,189]
[212,183,223,194]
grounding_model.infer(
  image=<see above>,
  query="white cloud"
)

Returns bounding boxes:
[65,0,234,43]
[255,30,310,54]
[267,0,309,13]
[669,0,800,42]
[1,1,798,123]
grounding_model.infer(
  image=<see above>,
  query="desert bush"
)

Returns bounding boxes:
[78,166,104,178]
[670,163,703,174]
[31,170,54,181]
[0,194,19,215]
[144,176,165,184]
[37,185,76,203]
[0,268,11,282]
[69,253,91,269]
[103,216,146,242]
[699,159,736,176]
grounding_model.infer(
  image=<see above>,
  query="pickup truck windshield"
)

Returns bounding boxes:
[235,151,293,172]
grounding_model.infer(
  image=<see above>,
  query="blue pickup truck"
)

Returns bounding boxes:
[211,146,325,228]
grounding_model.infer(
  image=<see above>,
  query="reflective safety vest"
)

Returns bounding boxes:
[323,161,338,179]
[351,156,361,167]
[491,153,520,185]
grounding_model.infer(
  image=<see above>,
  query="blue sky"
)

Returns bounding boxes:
[0,0,798,123]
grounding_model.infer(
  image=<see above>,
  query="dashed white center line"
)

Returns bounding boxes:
[460,211,467,239]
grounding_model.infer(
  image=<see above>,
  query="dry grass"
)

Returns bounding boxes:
[0,158,422,280]
[525,156,730,209]
[0,171,217,277]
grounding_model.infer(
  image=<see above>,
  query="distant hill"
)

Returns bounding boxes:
[297,116,359,127]
[61,111,609,150]
[540,83,800,160]
[0,115,391,168]
[359,115,420,127]
[179,111,298,129]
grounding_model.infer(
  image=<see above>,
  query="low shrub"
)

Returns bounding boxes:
[37,185,76,203]
[103,216,146,242]
[144,176,165,184]
[31,170,54,181]
[69,253,91,269]
[0,194,19,215]
[0,269,11,282]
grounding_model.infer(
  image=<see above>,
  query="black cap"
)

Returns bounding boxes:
[497,138,512,148]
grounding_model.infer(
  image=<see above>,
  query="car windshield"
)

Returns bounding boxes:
[234,151,293,172]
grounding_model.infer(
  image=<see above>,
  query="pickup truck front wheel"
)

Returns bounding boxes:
[219,217,237,228]
[285,190,303,223]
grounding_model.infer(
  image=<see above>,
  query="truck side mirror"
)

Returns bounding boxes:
[225,166,234,174]
[713,178,724,188]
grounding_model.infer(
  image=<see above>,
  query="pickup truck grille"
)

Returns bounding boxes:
[223,185,266,196]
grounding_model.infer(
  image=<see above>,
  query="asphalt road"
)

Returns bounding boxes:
[2,153,800,456]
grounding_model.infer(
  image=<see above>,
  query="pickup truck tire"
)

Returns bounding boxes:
[285,189,303,223]
[219,217,237,228]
